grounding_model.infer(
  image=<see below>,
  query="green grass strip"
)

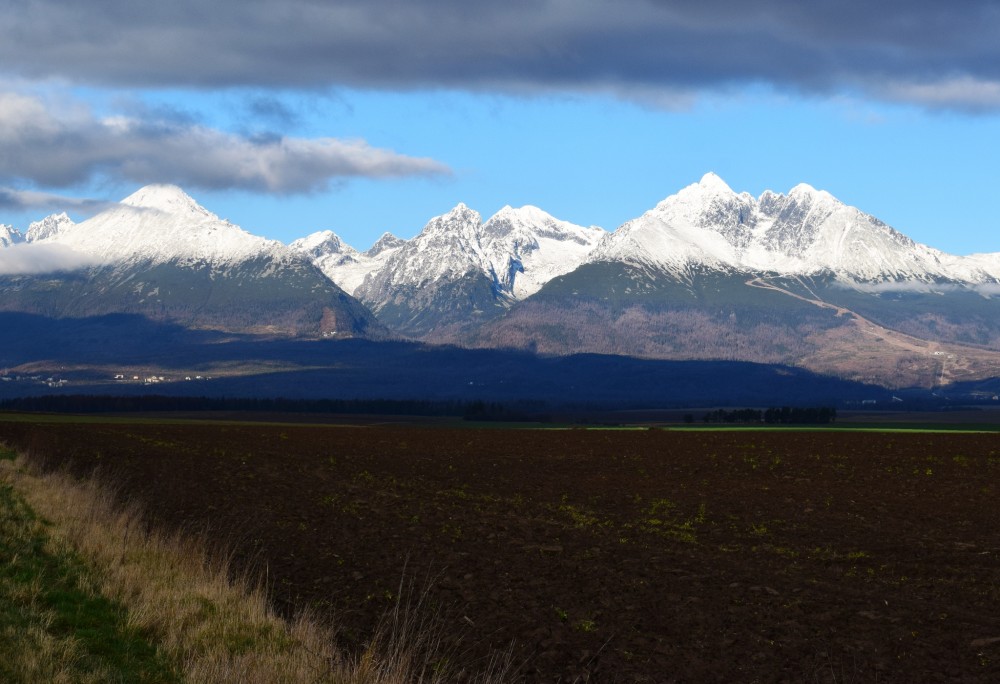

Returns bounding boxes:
[0,460,180,684]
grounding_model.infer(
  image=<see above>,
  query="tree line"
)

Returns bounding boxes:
[695,406,837,424]
[0,394,513,417]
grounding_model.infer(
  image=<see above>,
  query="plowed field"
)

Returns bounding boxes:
[2,419,999,682]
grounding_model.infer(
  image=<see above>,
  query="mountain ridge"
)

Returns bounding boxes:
[4,175,1000,392]
[0,185,384,338]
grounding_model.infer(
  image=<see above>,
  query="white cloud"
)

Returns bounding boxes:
[0,186,113,214]
[0,243,100,275]
[0,91,450,193]
[880,77,1000,112]
[840,279,1000,297]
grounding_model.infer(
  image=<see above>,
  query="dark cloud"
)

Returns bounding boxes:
[1,1,999,109]
[245,96,301,128]
[0,91,450,193]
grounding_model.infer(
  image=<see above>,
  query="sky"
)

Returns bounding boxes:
[1,0,999,255]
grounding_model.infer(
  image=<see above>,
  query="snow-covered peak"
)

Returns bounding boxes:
[483,204,584,241]
[484,205,599,242]
[488,204,553,225]
[602,173,761,271]
[120,184,209,216]
[289,228,402,295]
[788,182,817,196]
[410,205,482,255]
[26,212,74,242]
[589,173,993,284]
[697,172,734,194]
[430,203,481,229]
[355,201,605,307]
[0,224,24,248]
[655,173,739,212]
[365,232,406,258]
[36,185,286,267]
[481,205,606,298]
[289,230,358,260]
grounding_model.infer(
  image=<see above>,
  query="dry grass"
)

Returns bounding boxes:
[0,450,516,683]
[0,461,177,682]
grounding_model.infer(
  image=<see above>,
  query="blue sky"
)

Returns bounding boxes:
[2,1,999,255]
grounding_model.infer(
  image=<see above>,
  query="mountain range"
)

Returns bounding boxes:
[3,174,1000,395]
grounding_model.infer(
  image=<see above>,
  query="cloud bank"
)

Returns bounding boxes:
[0,91,449,193]
[0,243,100,275]
[0,186,113,214]
[842,280,1000,297]
[1,1,999,110]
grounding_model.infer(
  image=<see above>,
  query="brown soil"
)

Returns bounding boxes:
[2,419,999,682]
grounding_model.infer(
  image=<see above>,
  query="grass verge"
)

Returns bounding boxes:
[0,449,179,683]
[0,446,513,683]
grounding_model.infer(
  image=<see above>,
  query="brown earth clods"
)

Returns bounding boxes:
[2,419,999,683]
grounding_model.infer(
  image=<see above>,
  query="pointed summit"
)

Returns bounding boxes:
[41,185,282,266]
[289,230,356,260]
[441,202,479,221]
[366,232,406,257]
[120,184,209,216]
[697,172,734,194]
[418,204,483,239]
[649,172,741,216]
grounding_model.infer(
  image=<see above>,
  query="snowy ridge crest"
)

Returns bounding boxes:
[347,203,605,307]
[590,173,1000,285]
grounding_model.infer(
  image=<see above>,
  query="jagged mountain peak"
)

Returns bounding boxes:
[291,229,408,296]
[1,224,24,247]
[26,212,75,242]
[441,202,478,220]
[289,230,357,260]
[588,174,995,284]
[365,232,406,257]
[417,205,483,243]
[348,201,606,334]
